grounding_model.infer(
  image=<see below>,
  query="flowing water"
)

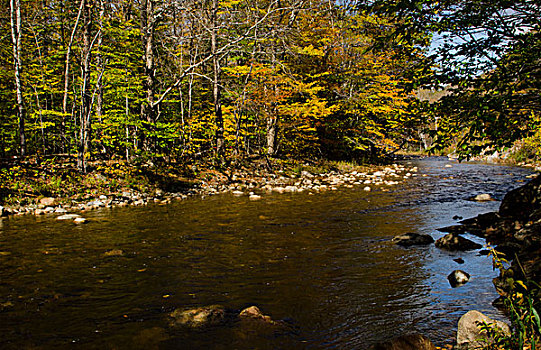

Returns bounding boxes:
[0,157,535,349]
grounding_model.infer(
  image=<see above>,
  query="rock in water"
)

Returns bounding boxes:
[499,176,541,218]
[448,270,470,287]
[57,214,82,220]
[370,334,436,350]
[392,233,434,247]
[456,310,510,349]
[239,306,276,324]
[472,193,493,202]
[435,233,482,251]
[169,305,226,328]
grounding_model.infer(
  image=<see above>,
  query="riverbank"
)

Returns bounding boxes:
[0,156,419,219]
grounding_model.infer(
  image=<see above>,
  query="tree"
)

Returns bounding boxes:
[9,0,26,157]
[368,0,541,158]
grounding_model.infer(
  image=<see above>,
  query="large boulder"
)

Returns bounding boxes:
[499,176,541,219]
[370,334,436,350]
[392,233,434,247]
[169,305,226,328]
[435,234,482,251]
[456,310,510,349]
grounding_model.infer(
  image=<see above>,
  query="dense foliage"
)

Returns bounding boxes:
[368,0,541,159]
[0,0,427,171]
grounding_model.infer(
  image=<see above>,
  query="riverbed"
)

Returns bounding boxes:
[0,157,535,349]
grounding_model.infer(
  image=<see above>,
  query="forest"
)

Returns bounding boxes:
[0,0,539,172]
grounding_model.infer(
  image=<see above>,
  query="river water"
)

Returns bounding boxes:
[0,157,535,349]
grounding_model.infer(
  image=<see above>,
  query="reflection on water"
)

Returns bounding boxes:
[0,157,535,349]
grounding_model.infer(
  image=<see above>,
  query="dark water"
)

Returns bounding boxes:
[0,157,535,349]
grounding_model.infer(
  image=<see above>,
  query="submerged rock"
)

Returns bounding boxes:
[104,249,124,257]
[392,233,434,247]
[57,214,82,220]
[239,306,276,324]
[448,270,470,288]
[435,233,482,251]
[456,310,510,349]
[370,334,436,350]
[169,305,226,328]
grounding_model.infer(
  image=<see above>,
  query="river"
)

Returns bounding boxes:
[0,157,535,349]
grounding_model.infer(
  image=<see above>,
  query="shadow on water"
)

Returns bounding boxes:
[0,157,535,349]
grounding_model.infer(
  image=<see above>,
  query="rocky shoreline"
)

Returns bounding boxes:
[0,162,419,222]
[389,173,541,349]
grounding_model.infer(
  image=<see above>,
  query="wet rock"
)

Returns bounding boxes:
[456,310,510,349]
[453,258,465,264]
[169,305,226,328]
[232,190,244,196]
[239,306,276,324]
[54,207,67,214]
[448,270,470,287]
[0,206,6,217]
[436,224,468,235]
[392,233,434,247]
[435,233,482,251]
[57,214,82,220]
[132,327,169,350]
[249,194,262,201]
[471,193,493,202]
[73,217,88,224]
[104,249,124,257]
[370,334,436,350]
[364,186,371,192]
[499,175,541,219]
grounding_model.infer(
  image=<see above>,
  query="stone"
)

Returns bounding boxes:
[104,249,124,257]
[0,206,6,217]
[169,305,226,328]
[370,334,436,350]
[364,186,371,192]
[472,193,493,202]
[57,214,81,220]
[456,310,510,349]
[39,197,56,206]
[448,270,470,287]
[87,200,105,207]
[392,233,434,247]
[239,306,276,324]
[73,217,88,224]
[232,190,244,196]
[499,176,541,219]
[249,194,262,201]
[284,186,298,193]
[54,207,67,214]
[435,233,482,251]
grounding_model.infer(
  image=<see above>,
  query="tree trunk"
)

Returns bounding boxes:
[140,0,157,151]
[63,0,85,153]
[266,113,277,156]
[77,0,93,173]
[211,0,224,157]
[10,0,26,157]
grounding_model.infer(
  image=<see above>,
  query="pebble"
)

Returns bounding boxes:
[1,163,419,220]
